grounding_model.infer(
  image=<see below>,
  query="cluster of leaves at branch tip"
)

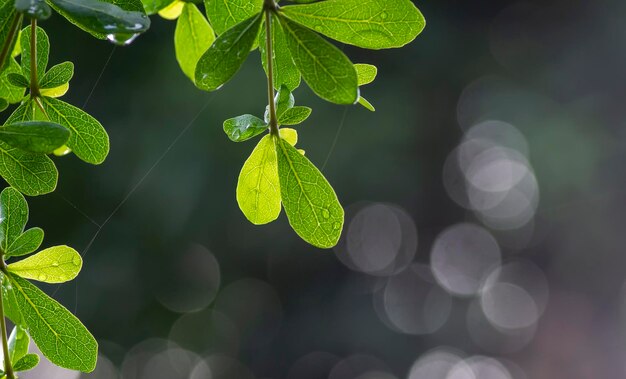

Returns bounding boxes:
[161,0,424,247]
[0,187,97,375]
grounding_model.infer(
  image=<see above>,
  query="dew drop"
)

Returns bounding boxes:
[51,261,59,267]
[322,209,330,218]
[106,33,139,46]
[38,274,47,281]
[380,11,388,19]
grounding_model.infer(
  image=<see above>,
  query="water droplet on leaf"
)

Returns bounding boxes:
[322,209,330,218]
[106,33,139,46]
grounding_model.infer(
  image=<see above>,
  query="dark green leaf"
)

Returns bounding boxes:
[6,73,28,87]
[195,14,262,91]
[0,121,70,153]
[41,97,110,164]
[0,98,7,111]
[13,353,39,372]
[39,61,74,89]
[6,227,43,257]
[8,325,29,363]
[204,0,262,35]
[175,3,215,82]
[223,114,268,142]
[8,273,98,372]
[259,13,300,91]
[0,141,58,195]
[0,2,19,71]
[276,137,344,248]
[140,0,174,15]
[280,0,426,49]
[279,16,358,104]
[278,106,311,125]
[15,0,52,20]
[0,187,29,252]
[20,25,48,83]
[47,0,150,44]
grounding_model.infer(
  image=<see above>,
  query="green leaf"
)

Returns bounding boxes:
[13,353,39,372]
[0,98,7,111]
[2,274,24,326]
[6,73,28,87]
[358,96,375,111]
[8,326,29,363]
[0,121,70,153]
[175,3,215,82]
[8,245,82,283]
[276,137,343,248]
[204,0,262,35]
[0,58,26,104]
[195,14,262,91]
[280,0,426,49]
[20,25,49,84]
[0,187,29,252]
[223,114,268,142]
[47,0,150,44]
[140,0,174,15]
[7,273,98,372]
[6,227,43,257]
[278,106,311,125]
[275,85,294,118]
[40,82,68,98]
[354,63,377,86]
[259,13,300,91]
[236,134,281,225]
[40,97,110,164]
[0,142,58,195]
[280,127,298,146]
[39,61,74,89]
[0,1,18,71]
[15,0,52,20]
[279,17,358,104]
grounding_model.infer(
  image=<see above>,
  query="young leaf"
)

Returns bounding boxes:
[280,0,426,49]
[13,354,39,372]
[8,245,82,283]
[275,85,295,118]
[15,0,52,20]
[8,326,29,363]
[0,59,26,104]
[6,73,29,88]
[0,121,70,153]
[175,3,215,82]
[358,96,375,111]
[195,14,263,91]
[259,13,301,91]
[7,273,98,372]
[47,0,150,44]
[204,0,263,35]
[20,25,49,83]
[280,127,298,146]
[279,106,312,125]
[236,134,281,225]
[39,61,74,89]
[354,63,377,86]
[157,0,183,19]
[223,114,268,142]
[0,187,29,252]
[140,0,174,15]
[6,227,44,257]
[41,97,110,164]
[279,17,358,104]
[276,137,344,248]
[40,82,69,98]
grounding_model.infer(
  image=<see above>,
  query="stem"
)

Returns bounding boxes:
[30,19,39,98]
[0,14,23,73]
[263,5,279,136]
[0,267,14,379]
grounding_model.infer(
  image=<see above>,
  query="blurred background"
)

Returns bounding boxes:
[4,0,626,378]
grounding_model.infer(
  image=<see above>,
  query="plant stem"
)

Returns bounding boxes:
[0,13,23,73]
[30,19,40,98]
[263,6,279,137]
[0,266,15,379]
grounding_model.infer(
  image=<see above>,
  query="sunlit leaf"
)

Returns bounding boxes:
[20,25,48,84]
[157,0,183,19]
[39,61,74,89]
[354,63,377,86]
[276,137,343,248]
[13,354,39,372]
[6,227,43,257]
[259,13,300,91]
[279,106,311,125]
[8,245,83,283]
[204,0,262,35]
[0,187,28,254]
[175,3,215,81]
[236,134,280,225]
[7,326,29,364]
[280,0,426,49]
